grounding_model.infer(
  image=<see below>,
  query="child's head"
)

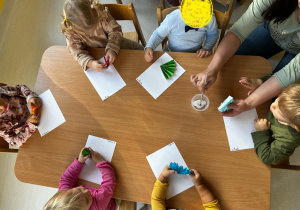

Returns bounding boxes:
[270,84,300,131]
[44,187,92,210]
[61,0,102,33]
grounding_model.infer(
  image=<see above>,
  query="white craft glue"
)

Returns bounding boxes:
[193,100,207,109]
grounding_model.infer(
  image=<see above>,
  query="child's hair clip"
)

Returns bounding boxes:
[64,18,68,22]
[91,4,94,9]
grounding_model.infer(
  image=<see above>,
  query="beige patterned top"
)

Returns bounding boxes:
[63,6,123,70]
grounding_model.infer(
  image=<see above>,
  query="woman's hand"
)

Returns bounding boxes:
[105,49,117,65]
[190,69,218,93]
[220,99,251,117]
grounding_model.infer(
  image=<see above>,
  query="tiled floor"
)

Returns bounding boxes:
[1,0,300,209]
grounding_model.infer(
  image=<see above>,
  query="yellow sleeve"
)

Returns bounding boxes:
[203,200,221,210]
[151,179,168,210]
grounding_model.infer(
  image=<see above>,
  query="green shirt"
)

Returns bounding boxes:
[251,111,300,164]
[229,0,300,89]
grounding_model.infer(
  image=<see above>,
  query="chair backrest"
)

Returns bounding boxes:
[157,7,230,48]
[102,3,146,47]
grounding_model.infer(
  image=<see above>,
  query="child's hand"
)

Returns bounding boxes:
[88,60,108,71]
[189,169,202,187]
[239,77,263,96]
[78,147,91,163]
[105,49,117,65]
[144,48,154,62]
[27,114,40,125]
[254,119,271,131]
[89,148,105,164]
[158,165,176,183]
[197,48,211,58]
[28,97,42,116]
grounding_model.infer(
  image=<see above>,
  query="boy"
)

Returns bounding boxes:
[152,165,220,209]
[144,0,219,62]
[240,77,300,164]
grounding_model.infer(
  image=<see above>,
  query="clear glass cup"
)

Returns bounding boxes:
[191,94,210,111]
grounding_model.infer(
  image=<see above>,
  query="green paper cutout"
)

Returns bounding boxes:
[82,148,91,156]
[160,60,176,79]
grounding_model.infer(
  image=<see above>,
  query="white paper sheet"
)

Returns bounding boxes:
[79,135,117,185]
[38,89,66,137]
[136,53,186,99]
[223,108,258,151]
[84,57,126,101]
[146,142,194,199]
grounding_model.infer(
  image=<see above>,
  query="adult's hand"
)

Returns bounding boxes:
[190,69,218,93]
[220,99,251,117]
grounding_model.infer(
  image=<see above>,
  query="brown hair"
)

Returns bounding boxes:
[278,84,300,127]
[43,189,86,210]
[61,0,107,33]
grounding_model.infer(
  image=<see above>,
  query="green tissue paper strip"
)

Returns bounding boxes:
[160,60,176,79]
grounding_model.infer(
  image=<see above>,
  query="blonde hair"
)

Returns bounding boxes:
[44,189,87,210]
[61,0,108,33]
[278,84,300,127]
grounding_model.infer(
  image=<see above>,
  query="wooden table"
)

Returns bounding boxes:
[15,46,272,210]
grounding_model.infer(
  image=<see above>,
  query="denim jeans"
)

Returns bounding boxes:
[235,22,297,73]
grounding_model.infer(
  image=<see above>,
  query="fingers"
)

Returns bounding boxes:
[190,75,199,87]
[149,50,153,58]
[197,50,210,58]
[94,62,107,71]
[248,90,255,96]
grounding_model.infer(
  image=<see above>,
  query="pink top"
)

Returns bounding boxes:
[0,85,38,146]
[59,158,117,210]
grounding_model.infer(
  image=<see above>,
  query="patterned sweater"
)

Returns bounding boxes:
[63,5,123,71]
[0,85,38,146]
[229,0,300,89]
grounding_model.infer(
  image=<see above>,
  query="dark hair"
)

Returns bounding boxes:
[262,0,298,25]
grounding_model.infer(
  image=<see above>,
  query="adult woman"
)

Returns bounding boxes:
[191,0,300,116]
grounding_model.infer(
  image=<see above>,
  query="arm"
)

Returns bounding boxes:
[145,14,171,51]
[102,11,123,55]
[0,85,38,102]
[202,15,219,51]
[191,0,272,92]
[151,179,168,210]
[92,161,116,208]
[59,158,85,190]
[252,131,299,164]
[64,31,94,71]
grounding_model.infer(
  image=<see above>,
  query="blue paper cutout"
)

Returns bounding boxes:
[169,162,191,175]
[218,96,234,112]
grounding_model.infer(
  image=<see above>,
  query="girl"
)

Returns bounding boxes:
[61,0,144,71]
[44,147,116,210]
[152,165,220,209]
[0,84,42,146]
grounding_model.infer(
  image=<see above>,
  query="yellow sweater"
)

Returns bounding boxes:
[151,179,220,210]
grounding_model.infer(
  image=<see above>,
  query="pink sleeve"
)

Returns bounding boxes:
[92,161,117,208]
[59,158,85,190]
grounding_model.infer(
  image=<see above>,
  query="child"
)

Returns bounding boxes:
[62,0,144,71]
[44,147,116,210]
[0,84,42,146]
[152,165,220,209]
[240,77,300,164]
[144,0,219,62]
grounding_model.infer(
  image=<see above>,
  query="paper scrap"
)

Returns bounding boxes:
[223,108,258,151]
[38,89,66,137]
[146,142,194,199]
[79,135,117,185]
[84,57,126,101]
[136,53,186,99]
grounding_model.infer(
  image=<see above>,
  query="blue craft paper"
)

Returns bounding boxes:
[169,162,191,175]
[218,96,234,112]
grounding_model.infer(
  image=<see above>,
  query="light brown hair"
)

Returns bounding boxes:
[43,189,86,210]
[278,84,300,127]
[61,0,107,33]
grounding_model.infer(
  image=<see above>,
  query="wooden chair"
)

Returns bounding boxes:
[157,7,229,51]
[103,3,146,47]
